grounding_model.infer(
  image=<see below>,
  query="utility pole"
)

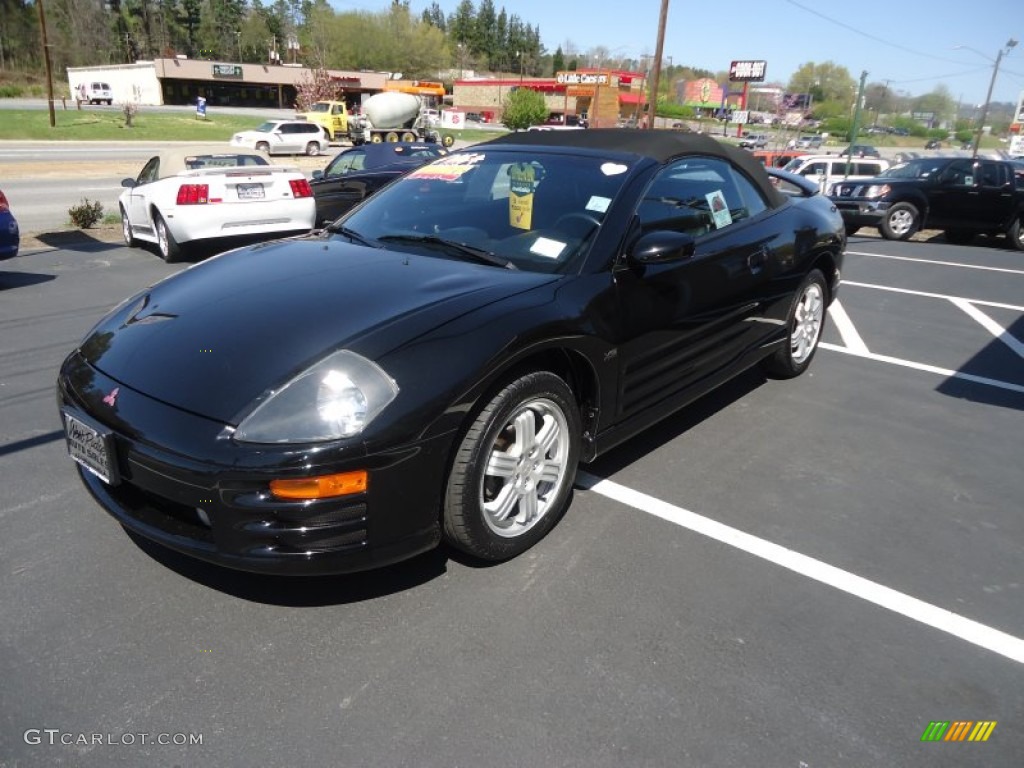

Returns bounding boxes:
[646,0,670,129]
[971,39,1017,157]
[845,70,868,178]
[37,0,56,128]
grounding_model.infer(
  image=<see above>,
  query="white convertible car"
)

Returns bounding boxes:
[119,145,317,261]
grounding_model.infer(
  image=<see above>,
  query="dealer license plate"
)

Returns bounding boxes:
[236,183,265,200]
[62,409,118,485]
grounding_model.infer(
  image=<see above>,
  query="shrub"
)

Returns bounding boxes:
[68,199,104,229]
[0,84,23,97]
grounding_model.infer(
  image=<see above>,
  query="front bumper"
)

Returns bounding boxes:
[58,353,449,575]
[833,199,891,228]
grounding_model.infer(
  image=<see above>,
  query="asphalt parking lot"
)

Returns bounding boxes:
[1,233,1022,767]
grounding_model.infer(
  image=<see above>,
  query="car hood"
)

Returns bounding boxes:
[80,236,558,423]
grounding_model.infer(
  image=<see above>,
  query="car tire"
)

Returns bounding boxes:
[1008,219,1024,251]
[384,132,400,142]
[442,134,455,148]
[120,206,136,248]
[154,212,181,263]
[761,269,828,379]
[943,229,974,245]
[443,371,581,562]
[401,131,417,142]
[880,202,920,240]
[370,134,383,144]
[255,141,270,153]
[305,141,321,157]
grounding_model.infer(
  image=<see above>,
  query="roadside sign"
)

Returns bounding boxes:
[731,110,749,124]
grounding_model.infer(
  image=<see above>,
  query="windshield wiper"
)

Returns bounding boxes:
[377,234,517,270]
[324,223,379,248]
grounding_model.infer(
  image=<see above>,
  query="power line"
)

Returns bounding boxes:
[782,0,986,67]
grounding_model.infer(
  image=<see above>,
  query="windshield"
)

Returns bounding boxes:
[253,122,277,133]
[335,149,633,274]
[306,103,330,113]
[880,159,948,179]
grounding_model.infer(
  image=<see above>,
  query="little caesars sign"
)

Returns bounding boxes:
[556,72,611,86]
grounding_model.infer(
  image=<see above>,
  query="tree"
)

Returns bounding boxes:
[551,45,564,76]
[502,86,546,129]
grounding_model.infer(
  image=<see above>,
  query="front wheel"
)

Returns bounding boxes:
[255,141,270,153]
[880,202,919,240]
[401,131,417,142]
[442,134,455,148]
[370,134,383,144]
[443,372,581,562]
[305,141,321,156]
[384,131,400,142]
[761,269,828,379]
[120,206,136,248]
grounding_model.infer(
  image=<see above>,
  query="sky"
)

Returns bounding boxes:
[332,0,1024,107]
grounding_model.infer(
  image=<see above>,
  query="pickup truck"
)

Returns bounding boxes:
[830,156,1024,250]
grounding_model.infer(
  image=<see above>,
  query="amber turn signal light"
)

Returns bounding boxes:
[269,470,368,500]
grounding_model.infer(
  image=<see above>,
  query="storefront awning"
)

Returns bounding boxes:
[618,92,643,105]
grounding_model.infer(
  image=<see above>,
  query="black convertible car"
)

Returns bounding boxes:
[58,130,846,576]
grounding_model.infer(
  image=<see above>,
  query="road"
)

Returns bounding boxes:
[1,229,1022,766]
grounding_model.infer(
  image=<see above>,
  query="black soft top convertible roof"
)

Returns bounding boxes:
[484,128,786,207]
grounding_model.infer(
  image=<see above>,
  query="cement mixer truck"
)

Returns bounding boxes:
[348,91,455,147]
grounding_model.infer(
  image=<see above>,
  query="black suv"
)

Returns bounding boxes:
[831,156,1024,249]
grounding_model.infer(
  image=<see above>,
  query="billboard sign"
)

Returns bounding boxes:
[729,60,767,82]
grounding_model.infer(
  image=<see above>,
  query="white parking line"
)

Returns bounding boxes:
[826,300,869,354]
[820,343,1024,394]
[949,298,1024,359]
[842,280,1024,312]
[847,250,1024,276]
[577,471,1024,665]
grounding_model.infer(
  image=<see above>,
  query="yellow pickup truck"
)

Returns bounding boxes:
[296,101,350,142]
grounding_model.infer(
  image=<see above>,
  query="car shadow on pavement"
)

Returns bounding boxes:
[582,366,767,478]
[936,315,1024,413]
[0,270,57,290]
[126,530,450,605]
[33,230,123,252]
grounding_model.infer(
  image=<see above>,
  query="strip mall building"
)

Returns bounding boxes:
[66,60,648,126]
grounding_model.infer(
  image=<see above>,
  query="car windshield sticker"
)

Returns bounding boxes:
[706,190,732,229]
[509,162,539,230]
[600,162,628,175]
[408,153,484,182]
[530,237,566,259]
[585,196,610,213]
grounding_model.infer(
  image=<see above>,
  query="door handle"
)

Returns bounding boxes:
[748,247,768,273]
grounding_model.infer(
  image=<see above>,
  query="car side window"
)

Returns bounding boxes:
[638,156,762,237]
[137,157,160,185]
[280,124,295,134]
[978,162,1001,187]
[941,160,975,186]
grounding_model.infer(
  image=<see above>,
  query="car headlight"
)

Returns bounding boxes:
[862,184,890,198]
[235,350,399,443]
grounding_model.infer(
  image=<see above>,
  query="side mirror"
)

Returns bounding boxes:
[121,178,137,188]
[628,230,697,266]
[311,170,324,181]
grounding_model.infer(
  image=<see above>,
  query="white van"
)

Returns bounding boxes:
[781,154,890,195]
[77,82,113,105]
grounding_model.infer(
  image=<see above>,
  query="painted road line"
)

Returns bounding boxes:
[826,299,869,354]
[841,280,1024,312]
[847,251,1024,277]
[577,471,1024,665]
[949,298,1024,360]
[820,342,1024,394]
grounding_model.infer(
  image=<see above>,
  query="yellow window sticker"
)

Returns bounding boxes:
[509,162,538,230]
